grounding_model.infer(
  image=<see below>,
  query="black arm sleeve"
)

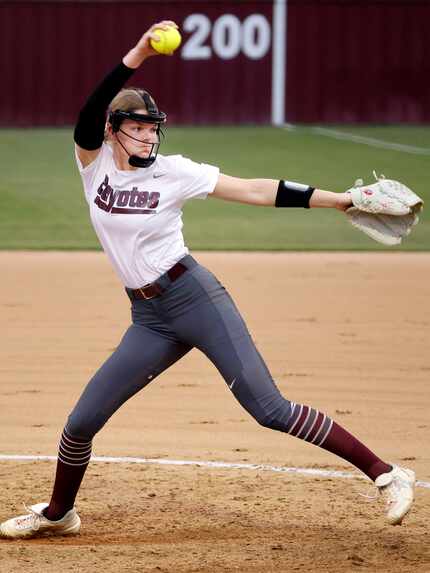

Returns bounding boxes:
[275,180,315,208]
[73,62,136,150]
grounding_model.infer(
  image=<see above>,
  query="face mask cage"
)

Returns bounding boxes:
[108,92,167,168]
[126,141,160,168]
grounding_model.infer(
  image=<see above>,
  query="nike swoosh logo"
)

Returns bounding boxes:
[228,378,236,389]
[153,173,166,179]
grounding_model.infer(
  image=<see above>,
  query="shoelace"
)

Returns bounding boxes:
[363,477,410,509]
[357,487,379,502]
[357,480,397,505]
[19,504,44,531]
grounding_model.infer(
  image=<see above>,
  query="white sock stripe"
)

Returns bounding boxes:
[61,442,91,453]
[60,435,92,448]
[59,454,92,465]
[61,432,91,446]
[315,418,334,447]
[62,430,92,447]
[287,404,304,434]
[59,444,92,458]
[287,402,297,421]
[285,402,297,425]
[60,439,92,452]
[59,445,92,461]
[302,409,320,441]
[293,407,312,438]
[59,441,92,454]
[58,456,92,467]
[60,446,91,455]
[59,452,92,464]
[310,414,327,444]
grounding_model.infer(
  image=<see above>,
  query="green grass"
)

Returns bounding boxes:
[0,126,429,250]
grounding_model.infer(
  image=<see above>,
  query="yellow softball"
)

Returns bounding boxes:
[150,27,182,55]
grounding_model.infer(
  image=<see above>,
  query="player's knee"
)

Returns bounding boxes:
[253,397,292,431]
[231,362,293,431]
[65,413,100,442]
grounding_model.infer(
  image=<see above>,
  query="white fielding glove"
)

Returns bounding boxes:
[345,172,423,245]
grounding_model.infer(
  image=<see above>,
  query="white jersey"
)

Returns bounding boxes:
[75,143,219,288]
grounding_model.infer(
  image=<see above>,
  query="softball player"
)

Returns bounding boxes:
[0,21,415,539]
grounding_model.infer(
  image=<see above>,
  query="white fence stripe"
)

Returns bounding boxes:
[1,454,429,489]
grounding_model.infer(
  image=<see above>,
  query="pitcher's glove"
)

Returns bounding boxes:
[345,172,424,245]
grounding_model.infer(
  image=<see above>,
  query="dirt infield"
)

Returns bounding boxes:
[1,252,429,573]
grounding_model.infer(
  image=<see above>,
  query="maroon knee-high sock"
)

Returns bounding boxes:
[285,402,391,481]
[44,428,92,521]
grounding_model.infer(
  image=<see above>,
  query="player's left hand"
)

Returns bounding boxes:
[335,193,354,212]
[344,173,423,245]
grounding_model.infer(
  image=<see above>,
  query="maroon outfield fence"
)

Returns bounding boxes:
[0,0,428,126]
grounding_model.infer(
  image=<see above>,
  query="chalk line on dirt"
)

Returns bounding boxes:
[1,454,429,489]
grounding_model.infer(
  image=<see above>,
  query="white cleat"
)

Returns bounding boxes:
[0,503,81,539]
[375,465,415,525]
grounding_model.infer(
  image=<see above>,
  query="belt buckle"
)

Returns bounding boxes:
[139,286,153,300]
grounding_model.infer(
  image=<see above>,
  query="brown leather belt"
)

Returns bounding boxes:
[129,261,188,301]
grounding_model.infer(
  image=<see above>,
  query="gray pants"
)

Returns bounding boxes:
[66,256,292,440]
